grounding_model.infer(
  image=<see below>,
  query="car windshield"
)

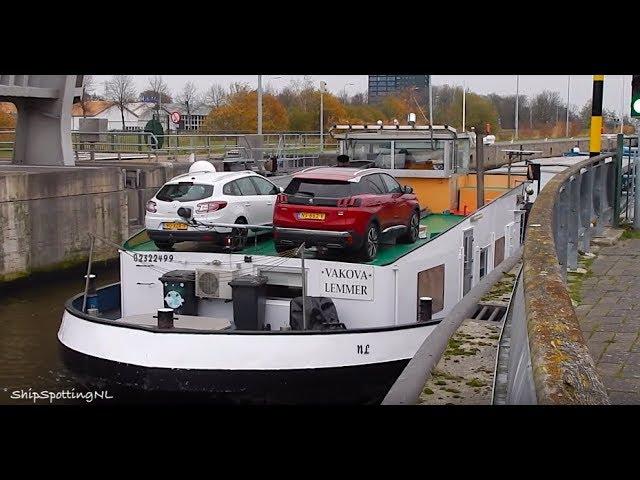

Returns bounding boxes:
[156,183,214,202]
[285,179,356,198]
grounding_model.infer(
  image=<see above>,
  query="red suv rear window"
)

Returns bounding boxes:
[285,179,356,198]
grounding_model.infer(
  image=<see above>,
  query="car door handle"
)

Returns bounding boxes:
[266,202,273,205]
[244,203,251,207]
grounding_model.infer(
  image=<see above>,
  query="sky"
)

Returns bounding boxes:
[92,75,632,117]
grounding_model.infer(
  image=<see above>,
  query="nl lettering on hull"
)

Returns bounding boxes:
[320,265,374,301]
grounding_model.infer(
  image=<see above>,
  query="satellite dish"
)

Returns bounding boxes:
[189,160,216,174]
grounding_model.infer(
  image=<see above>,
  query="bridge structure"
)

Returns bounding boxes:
[0,75,83,166]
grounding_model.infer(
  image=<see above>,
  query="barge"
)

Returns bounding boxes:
[58,123,529,404]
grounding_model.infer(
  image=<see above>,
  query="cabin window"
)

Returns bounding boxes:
[494,237,505,267]
[393,141,446,171]
[417,264,445,314]
[479,246,489,279]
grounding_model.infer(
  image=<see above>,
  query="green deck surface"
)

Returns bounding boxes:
[124,213,464,266]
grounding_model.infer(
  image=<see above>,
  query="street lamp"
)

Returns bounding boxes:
[257,75,285,135]
[320,81,327,152]
[515,75,520,140]
[566,75,571,138]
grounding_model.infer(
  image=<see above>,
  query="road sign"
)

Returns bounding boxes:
[170,111,181,124]
[631,75,640,117]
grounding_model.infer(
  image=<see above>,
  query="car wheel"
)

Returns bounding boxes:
[154,241,174,251]
[231,218,248,250]
[399,211,420,244]
[359,222,379,261]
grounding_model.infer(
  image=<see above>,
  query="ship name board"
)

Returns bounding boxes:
[319,265,374,301]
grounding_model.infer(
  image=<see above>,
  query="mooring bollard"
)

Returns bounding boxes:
[418,297,433,322]
[157,308,175,329]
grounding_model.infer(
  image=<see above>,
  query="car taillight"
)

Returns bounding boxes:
[337,197,362,207]
[276,193,288,204]
[196,201,227,213]
[145,200,157,213]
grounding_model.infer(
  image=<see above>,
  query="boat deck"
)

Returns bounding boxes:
[123,213,465,266]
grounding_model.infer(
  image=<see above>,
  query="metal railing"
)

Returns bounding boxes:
[499,147,634,404]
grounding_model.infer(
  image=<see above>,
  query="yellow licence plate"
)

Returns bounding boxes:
[163,222,188,231]
[297,212,325,220]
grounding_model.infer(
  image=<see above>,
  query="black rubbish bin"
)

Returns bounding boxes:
[159,270,197,315]
[228,274,268,330]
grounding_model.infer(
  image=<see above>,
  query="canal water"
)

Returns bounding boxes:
[0,262,120,405]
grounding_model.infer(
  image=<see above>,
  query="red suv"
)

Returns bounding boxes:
[273,167,421,261]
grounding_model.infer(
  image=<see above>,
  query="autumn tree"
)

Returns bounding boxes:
[79,75,95,118]
[203,90,289,132]
[104,75,137,130]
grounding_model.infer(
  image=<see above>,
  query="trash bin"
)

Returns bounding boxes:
[228,274,268,330]
[159,270,197,315]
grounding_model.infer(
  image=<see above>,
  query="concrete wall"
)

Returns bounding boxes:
[0,161,191,283]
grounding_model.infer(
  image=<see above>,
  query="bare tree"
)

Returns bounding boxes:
[80,75,95,117]
[204,83,227,109]
[146,75,171,115]
[176,81,200,117]
[104,75,137,130]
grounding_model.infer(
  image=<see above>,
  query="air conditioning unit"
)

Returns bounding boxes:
[195,268,239,299]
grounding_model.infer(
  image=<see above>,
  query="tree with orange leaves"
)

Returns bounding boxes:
[203,90,289,132]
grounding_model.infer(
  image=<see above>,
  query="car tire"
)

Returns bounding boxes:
[358,222,380,262]
[399,210,420,244]
[154,240,174,251]
[231,217,248,250]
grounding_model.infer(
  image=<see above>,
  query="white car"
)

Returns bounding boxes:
[145,163,282,250]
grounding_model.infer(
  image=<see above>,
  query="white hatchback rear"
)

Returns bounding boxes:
[144,170,281,249]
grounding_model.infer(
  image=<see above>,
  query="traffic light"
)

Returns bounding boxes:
[632,75,640,117]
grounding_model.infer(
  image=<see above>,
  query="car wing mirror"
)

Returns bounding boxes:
[279,186,284,193]
[403,185,413,194]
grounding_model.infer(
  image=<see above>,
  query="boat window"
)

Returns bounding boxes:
[223,180,241,196]
[380,174,402,194]
[417,264,445,314]
[236,177,259,196]
[156,183,214,202]
[479,246,489,279]
[284,178,355,198]
[346,140,395,168]
[250,176,279,195]
[393,141,446,171]
[494,237,505,267]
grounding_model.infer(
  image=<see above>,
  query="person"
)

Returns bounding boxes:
[336,154,350,167]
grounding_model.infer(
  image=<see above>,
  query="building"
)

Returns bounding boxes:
[70,101,211,132]
[368,75,430,104]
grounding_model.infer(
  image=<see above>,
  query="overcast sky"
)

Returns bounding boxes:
[93,75,632,116]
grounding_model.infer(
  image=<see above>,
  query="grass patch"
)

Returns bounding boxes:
[434,380,447,386]
[423,387,434,395]
[444,337,480,357]
[566,254,596,305]
[621,224,640,240]
[466,378,487,388]
[443,387,461,394]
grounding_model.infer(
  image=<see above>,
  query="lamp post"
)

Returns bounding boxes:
[257,74,263,135]
[515,75,519,140]
[462,80,467,132]
[566,75,571,138]
[320,81,327,152]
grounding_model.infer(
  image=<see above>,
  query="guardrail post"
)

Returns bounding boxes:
[579,167,593,252]
[614,133,624,227]
[592,163,604,235]
[555,185,569,278]
[567,176,580,270]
